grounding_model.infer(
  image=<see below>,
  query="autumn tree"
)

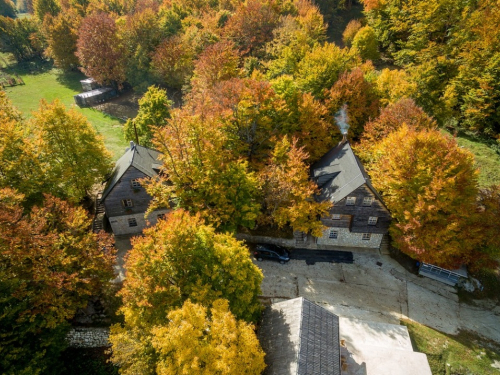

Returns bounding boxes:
[147,108,261,231]
[342,19,361,46]
[76,12,126,87]
[43,11,80,70]
[375,68,416,106]
[33,0,59,22]
[366,125,481,268]
[223,0,278,56]
[356,98,436,160]
[30,99,113,203]
[259,136,331,236]
[204,77,287,165]
[325,67,380,139]
[0,189,115,374]
[110,299,266,375]
[118,7,164,89]
[295,42,358,99]
[271,75,341,162]
[123,85,172,147]
[190,40,240,90]
[351,25,379,61]
[0,16,44,62]
[0,0,17,18]
[151,35,194,89]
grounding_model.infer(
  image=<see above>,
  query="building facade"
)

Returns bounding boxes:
[312,141,391,249]
[101,142,169,235]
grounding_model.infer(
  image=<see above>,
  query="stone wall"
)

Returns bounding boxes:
[66,327,110,348]
[236,234,296,247]
[316,227,383,249]
[109,208,170,235]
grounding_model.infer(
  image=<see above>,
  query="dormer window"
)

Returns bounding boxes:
[346,197,356,206]
[131,179,141,188]
[368,217,378,225]
[362,197,374,206]
[332,214,341,220]
[122,199,133,207]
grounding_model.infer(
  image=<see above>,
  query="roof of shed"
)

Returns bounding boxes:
[258,297,341,375]
[311,141,383,204]
[101,143,162,201]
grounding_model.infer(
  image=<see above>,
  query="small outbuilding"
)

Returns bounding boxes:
[80,78,100,92]
[418,263,468,286]
[74,87,117,107]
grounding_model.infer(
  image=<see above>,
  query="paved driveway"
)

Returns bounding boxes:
[254,252,500,344]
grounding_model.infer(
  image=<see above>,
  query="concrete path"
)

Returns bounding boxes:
[255,252,500,344]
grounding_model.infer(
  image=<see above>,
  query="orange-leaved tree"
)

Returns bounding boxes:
[366,125,481,268]
[258,136,331,236]
[356,98,436,161]
[325,67,380,140]
[0,188,115,374]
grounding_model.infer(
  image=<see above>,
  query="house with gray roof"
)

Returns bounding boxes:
[311,140,391,250]
[258,297,341,375]
[258,298,432,375]
[100,141,169,235]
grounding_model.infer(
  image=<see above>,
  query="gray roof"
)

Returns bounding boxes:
[258,297,341,375]
[75,87,113,99]
[101,143,162,200]
[311,141,383,204]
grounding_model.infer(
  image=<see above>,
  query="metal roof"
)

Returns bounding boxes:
[101,142,162,201]
[311,141,385,205]
[258,297,341,375]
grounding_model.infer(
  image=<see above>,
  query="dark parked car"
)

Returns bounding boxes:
[254,244,290,264]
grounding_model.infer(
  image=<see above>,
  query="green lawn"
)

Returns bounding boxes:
[402,319,500,375]
[3,59,127,160]
[441,130,500,188]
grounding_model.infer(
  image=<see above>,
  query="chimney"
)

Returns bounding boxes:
[129,141,135,150]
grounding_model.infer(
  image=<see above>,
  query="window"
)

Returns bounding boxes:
[332,214,341,220]
[368,216,378,225]
[128,218,137,227]
[131,179,141,188]
[362,197,374,206]
[329,230,338,239]
[362,233,371,241]
[346,197,356,206]
[122,199,133,207]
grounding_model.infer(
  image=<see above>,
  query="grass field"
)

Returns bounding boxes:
[442,130,500,188]
[402,319,500,375]
[2,58,127,160]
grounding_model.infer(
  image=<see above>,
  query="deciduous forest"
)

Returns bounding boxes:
[1,0,500,373]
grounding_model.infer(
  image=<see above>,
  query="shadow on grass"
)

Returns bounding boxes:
[3,57,53,76]
[55,69,86,92]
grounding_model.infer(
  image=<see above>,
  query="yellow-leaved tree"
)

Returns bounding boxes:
[151,299,265,375]
[258,136,331,236]
[109,210,265,374]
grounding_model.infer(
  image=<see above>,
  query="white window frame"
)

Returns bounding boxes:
[368,216,378,225]
[346,197,356,206]
[122,199,133,207]
[131,179,141,188]
[128,218,138,227]
[329,229,338,239]
[362,233,371,241]
[362,197,374,206]
[332,214,341,220]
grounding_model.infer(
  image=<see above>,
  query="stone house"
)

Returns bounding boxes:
[100,141,170,235]
[311,140,391,249]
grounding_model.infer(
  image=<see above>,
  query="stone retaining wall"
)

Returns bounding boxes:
[66,327,110,348]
